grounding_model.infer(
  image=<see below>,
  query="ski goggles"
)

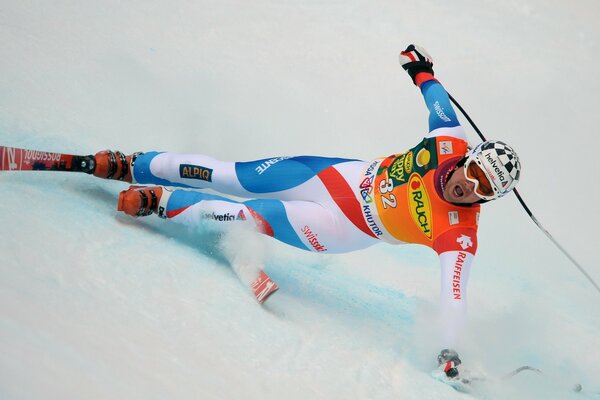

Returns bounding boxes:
[464,158,498,201]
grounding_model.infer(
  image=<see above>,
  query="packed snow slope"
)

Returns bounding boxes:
[1,1,599,399]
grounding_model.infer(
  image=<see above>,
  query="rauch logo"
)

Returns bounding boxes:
[408,174,432,239]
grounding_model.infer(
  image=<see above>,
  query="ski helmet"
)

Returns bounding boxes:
[463,140,521,201]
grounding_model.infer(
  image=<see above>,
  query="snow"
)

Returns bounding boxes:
[1,1,599,399]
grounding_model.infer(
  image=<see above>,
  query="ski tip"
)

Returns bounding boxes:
[251,271,279,304]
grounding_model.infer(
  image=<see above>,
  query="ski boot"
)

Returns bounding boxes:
[118,186,164,217]
[93,150,142,182]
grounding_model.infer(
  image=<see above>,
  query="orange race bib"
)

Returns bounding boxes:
[361,136,480,254]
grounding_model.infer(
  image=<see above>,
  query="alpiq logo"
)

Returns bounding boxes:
[180,164,213,181]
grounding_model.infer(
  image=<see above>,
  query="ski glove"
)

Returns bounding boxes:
[399,44,434,84]
[437,348,462,378]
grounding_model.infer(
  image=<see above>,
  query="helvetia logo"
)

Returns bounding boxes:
[483,153,507,185]
[202,212,237,221]
[236,210,247,221]
[202,210,247,221]
[408,174,432,239]
[180,164,213,181]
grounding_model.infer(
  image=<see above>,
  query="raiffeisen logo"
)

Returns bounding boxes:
[408,174,432,239]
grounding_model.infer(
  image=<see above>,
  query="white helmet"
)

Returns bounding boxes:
[463,140,521,201]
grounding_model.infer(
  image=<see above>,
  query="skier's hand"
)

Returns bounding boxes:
[399,44,434,84]
[437,349,462,378]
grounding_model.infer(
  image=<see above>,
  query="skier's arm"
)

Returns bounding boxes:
[399,44,467,140]
[432,227,478,351]
[437,250,474,349]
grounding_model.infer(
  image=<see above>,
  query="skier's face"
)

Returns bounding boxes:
[443,168,482,204]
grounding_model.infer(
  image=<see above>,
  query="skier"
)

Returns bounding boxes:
[91,45,521,379]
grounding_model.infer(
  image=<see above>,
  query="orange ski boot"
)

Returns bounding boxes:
[118,186,163,217]
[94,150,142,182]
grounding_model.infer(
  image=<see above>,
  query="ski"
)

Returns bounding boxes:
[0,146,95,174]
[502,365,542,379]
[435,365,587,395]
[250,270,279,304]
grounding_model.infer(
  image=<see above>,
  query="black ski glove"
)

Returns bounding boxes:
[399,44,434,84]
[437,348,462,378]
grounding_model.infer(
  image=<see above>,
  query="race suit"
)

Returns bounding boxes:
[132,73,478,348]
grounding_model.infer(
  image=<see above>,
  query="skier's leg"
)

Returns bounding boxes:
[129,152,367,202]
[118,185,379,254]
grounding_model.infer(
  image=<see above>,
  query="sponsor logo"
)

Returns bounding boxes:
[360,160,384,237]
[364,160,378,176]
[456,234,473,250]
[362,204,383,236]
[439,140,453,155]
[24,150,62,163]
[415,148,431,167]
[2,148,64,170]
[360,176,373,189]
[202,212,239,221]
[448,211,459,225]
[360,176,374,203]
[404,151,413,173]
[389,157,405,182]
[158,206,166,219]
[255,156,290,175]
[180,164,213,181]
[483,153,508,187]
[408,174,432,239]
[3,147,17,170]
[301,225,327,252]
[389,152,413,183]
[236,210,247,221]
[452,251,467,300]
[433,100,452,123]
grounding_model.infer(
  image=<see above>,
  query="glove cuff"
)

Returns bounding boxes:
[414,72,436,87]
[404,64,434,85]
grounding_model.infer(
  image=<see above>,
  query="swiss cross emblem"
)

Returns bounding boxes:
[456,235,473,250]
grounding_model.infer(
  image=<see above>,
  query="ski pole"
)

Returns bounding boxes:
[447,93,600,296]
